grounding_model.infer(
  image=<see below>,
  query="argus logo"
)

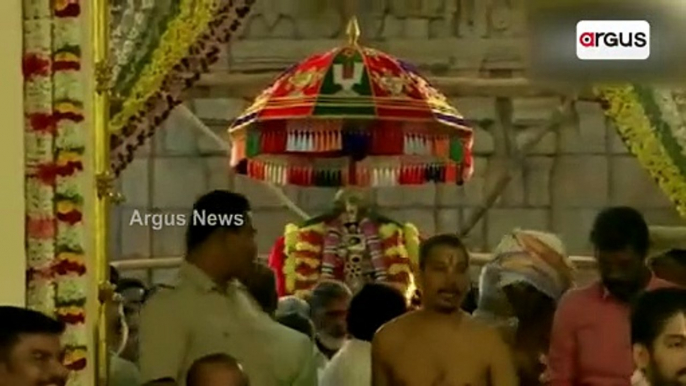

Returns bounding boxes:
[576,20,650,60]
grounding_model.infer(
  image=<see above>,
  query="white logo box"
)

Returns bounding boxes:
[576,20,651,60]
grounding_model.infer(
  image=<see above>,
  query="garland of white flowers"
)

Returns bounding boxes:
[24,0,89,385]
[110,0,155,86]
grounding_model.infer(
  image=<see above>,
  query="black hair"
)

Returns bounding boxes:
[245,265,278,315]
[461,285,479,313]
[116,277,146,292]
[186,353,249,386]
[347,283,407,342]
[0,307,65,359]
[185,190,251,253]
[590,206,649,258]
[116,277,149,304]
[110,265,120,284]
[631,287,686,348]
[663,249,686,266]
[419,233,469,270]
[308,280,351,315]
[276,312,314,339]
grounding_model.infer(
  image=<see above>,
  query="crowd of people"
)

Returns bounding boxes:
[1,189,686,386]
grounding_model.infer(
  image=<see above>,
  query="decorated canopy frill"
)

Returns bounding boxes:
[228,19,474,187]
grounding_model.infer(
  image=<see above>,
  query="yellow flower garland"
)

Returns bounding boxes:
[109,0,219,134]
[282,220,419,298]
[597,86,686,217]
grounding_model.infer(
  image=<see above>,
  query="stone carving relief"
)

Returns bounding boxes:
[238,0,524,40]
[241,0,344,39]
[229,0,526,72]
[378,0,524,39]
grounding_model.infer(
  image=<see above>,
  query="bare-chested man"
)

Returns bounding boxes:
[372,234,518,386]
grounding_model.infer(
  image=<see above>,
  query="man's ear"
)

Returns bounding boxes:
[633,343,651,369]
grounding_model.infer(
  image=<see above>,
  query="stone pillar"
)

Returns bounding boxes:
[0,0,26,306]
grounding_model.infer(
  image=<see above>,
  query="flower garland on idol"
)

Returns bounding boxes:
[24,0,88,384]
[283,220,420,299]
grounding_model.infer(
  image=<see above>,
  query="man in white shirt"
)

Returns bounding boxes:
[320,283,407,386]
[139,191,317,386]
[307,280,352,379]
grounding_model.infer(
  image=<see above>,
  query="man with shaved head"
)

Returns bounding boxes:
[186,353,249,386]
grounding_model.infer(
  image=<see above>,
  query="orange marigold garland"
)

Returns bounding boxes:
[24,0,88,384]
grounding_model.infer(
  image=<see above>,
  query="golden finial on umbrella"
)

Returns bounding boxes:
[346,16,360,46]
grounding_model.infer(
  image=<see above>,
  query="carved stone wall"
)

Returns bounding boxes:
[110,0,684,284]
[111,96,683,284]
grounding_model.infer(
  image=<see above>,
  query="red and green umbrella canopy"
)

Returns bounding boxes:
[228,21,474,187]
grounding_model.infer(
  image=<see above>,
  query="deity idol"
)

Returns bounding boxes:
[268,188,420,299]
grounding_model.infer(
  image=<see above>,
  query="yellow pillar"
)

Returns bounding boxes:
[0,0,26,306]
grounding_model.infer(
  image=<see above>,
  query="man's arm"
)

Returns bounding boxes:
[371,332,392,386]
[487,329,518,386]
[547,293,579,386]
[139,295,187,386]
[291,337,319,386]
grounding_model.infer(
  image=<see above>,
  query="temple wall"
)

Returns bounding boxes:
[109,1,685,283]
[0,0,26,305]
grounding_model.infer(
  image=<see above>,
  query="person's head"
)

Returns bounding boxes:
[0,307,68,386]
[631,288,686,386]
[116,278,148,306]
[186,190,257,282]
[276,312,315,340]
[347,283,407,342]
[418,234,470,314]
[186,353,249,386]
[652,250,686,287]
[110,265,120,285]
[591,206,650,301]
[243,264,278,316]
[308,280,352,341]
[487,230,572,322]
[276,296,310,319]
[502,282,555,322]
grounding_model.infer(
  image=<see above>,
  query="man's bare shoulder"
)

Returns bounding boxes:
[464,316,508,342]
[374,311,422,345]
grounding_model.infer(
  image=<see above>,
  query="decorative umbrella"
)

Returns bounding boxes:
[228,18,474,187]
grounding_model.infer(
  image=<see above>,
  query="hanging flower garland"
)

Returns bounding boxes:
[24,0,88,384]
[597,85,686,217]
[109,0,256,175]
[24,0,57,318]
[108,0,221,133]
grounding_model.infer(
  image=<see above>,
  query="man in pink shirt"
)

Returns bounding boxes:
[548,207,675,386]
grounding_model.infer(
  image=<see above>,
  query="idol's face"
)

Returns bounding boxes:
[634,312,686,386]
[419,245,470,314]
